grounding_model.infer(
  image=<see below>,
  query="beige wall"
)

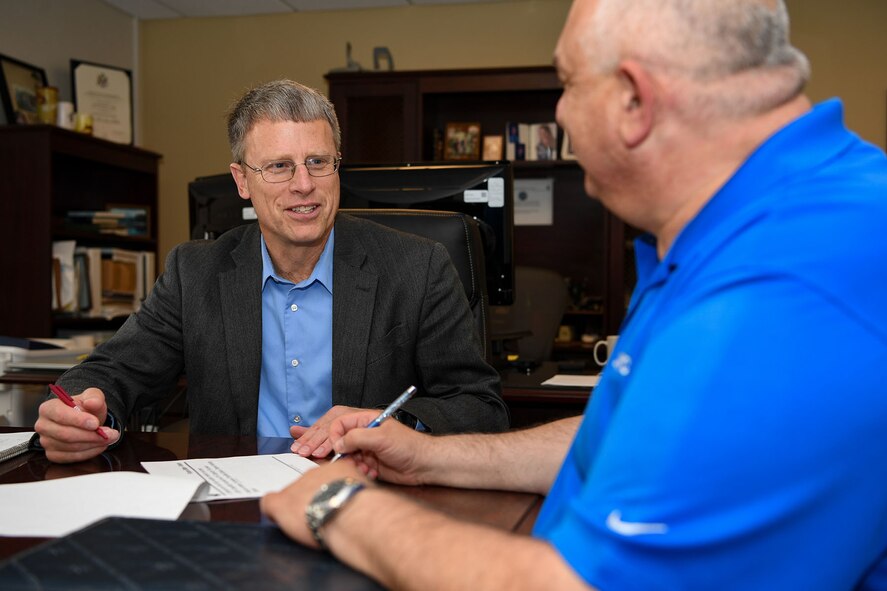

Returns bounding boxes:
[138,0,886,263]
[0,0,135,123]
[787,0,887,151]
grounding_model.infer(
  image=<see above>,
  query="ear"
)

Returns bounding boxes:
[616,60,655,148]
[230,163,252,201]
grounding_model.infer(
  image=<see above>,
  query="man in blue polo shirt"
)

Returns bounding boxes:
[261,1,887,589]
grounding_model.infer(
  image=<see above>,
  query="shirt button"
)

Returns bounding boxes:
[290,304,298,312]
[291,359,300,367]
[293,415,302,424]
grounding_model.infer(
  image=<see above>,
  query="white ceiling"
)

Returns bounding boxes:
[102,0,517,20]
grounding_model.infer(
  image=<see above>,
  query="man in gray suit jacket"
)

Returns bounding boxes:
[35,80,508,463]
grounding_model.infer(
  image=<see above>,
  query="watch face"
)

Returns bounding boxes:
[307,481,344,525]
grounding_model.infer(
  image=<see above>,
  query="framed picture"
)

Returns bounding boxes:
[482,135,504,161]
[444,122,481,160]
[529,122,558,161]
[0,53,48,125]
[71,59,133,145]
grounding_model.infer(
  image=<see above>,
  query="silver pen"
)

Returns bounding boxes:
[330,385,417,463]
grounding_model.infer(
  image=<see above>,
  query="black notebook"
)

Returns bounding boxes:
[0,517,382,590]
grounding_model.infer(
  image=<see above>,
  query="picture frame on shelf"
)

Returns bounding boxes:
[528,122,558,161]
[71,59,134,145]
[0,53,48,125]
[444,121,481,160]
[482,135,504,161]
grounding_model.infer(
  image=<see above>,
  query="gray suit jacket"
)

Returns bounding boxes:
[59,214,508,435]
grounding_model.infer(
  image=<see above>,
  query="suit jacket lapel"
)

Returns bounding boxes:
[332,216,378,408]
[220,224,262,434]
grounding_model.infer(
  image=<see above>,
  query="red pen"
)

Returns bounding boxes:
[49,384,110,441]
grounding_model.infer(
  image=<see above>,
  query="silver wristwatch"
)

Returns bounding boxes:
[305,477,365,550]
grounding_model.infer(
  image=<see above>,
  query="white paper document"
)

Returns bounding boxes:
[541,374,600,388]
[0,471,204,538]
[141,453,319,502]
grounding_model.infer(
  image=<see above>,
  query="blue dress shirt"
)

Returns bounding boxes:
[257,231,334,437]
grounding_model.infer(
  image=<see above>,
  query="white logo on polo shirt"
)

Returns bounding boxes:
[611,353,632,376]
[606,510,668,536]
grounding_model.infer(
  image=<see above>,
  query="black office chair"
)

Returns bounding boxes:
[490,265,569,365]
[342,208,491,361]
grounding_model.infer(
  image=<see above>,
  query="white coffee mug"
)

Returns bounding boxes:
[593,335,619,366]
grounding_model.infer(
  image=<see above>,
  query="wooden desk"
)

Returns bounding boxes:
[500,361,594,428]
[0,427,543,561]
[4,362,591,433]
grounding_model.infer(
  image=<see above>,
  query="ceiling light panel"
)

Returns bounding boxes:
[163,0,292,18]
[103,0,183,19]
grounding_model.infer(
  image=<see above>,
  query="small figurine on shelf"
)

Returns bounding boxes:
[329,42,362,73]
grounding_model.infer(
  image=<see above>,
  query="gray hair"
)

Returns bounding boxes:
[226,79,341,163]
[588,0,810,116]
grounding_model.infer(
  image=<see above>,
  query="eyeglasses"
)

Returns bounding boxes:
[241,155,341,182]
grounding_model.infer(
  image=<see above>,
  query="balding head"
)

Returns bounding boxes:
[554,0,813,254]
[574,0,810,118]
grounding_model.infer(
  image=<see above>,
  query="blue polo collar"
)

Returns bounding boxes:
[632,99,851,298]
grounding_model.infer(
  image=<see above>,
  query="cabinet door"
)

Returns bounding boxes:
[329,80,419,163]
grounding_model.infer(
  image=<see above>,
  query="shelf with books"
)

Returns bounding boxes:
[58,207,150,239]
[0,125,160,338]
[51,243,156,322]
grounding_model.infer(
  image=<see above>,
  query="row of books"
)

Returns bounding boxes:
[506,122,576,162]
[51,241,156,319]
[63,207,149,238]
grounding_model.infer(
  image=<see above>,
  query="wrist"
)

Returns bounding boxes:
[305,477,367,550]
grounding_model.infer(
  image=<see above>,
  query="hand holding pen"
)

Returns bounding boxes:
[331,385,417,463]
[49,384,109,441]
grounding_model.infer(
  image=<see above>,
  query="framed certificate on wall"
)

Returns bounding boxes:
[71,59,133,144]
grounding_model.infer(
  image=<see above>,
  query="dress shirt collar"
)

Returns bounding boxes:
[260,229,335,293]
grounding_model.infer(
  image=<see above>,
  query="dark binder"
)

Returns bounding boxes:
[0,517,382,590]
[0,337,63,350]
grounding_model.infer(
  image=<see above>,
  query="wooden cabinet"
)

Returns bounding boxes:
[327,66,629,338]
[0,125,160,338]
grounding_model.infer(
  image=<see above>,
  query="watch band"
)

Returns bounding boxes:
[305,477,366,550]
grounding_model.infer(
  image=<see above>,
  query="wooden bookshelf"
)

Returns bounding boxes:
[0,125,160,338]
